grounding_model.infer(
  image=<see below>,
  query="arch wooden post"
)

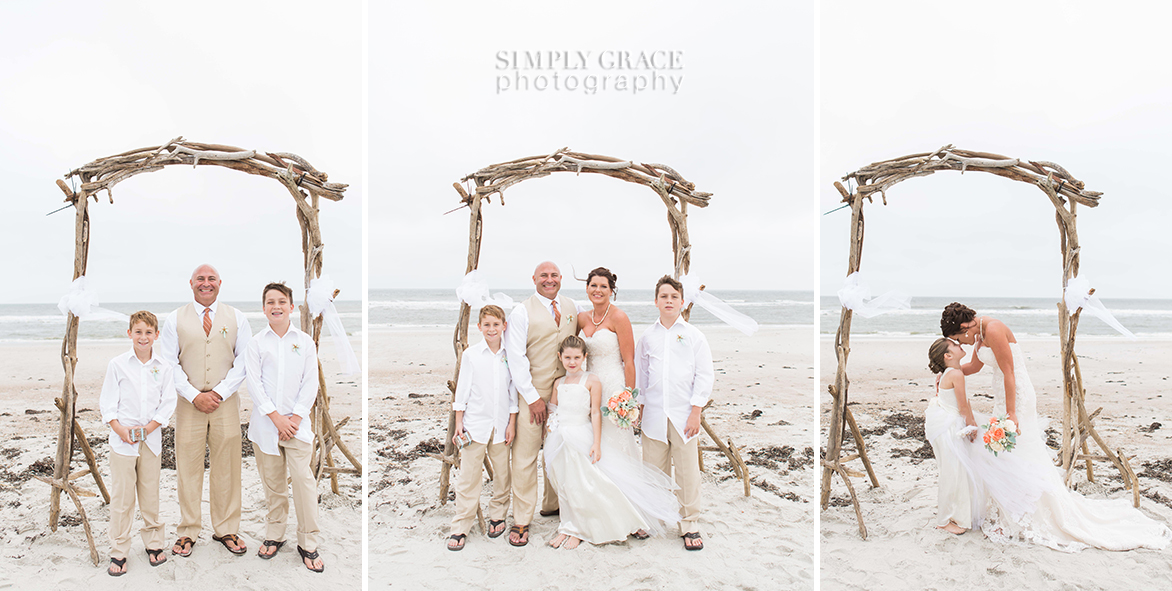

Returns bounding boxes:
[433,148,751,508]
[821,145,1132,539]
[47,137,359,564]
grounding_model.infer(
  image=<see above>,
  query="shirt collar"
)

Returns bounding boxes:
[535,293,556,308]
[193,300,218,315]
[656,315,686,331]
[471,339,505,357]
[126,347,163,367]
[259,324,302,341]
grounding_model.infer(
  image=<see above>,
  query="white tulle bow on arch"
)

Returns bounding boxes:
[456,270,515,310]
[679,274,758,336]
[57,276,129,323]
[1063,276,1135,339]
[837,272,911,318]
[307,275,360,376]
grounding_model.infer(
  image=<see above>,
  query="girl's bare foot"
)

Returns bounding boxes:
[548,533,568,548]
[938,522,966,535]
[562,536,581,549]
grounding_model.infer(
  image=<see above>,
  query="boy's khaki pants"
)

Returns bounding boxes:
[175,394,242,540]
[450,431,512,536]
[108,442,163,559]
[512,389,558,525]
[255,436,320,551]
[642,419,702,533]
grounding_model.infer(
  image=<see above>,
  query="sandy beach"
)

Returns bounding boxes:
[819,336,1172,590]
[0,336,363,589]
[368,325,817,590]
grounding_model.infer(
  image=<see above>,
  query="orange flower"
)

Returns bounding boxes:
[988,417,999,425]
[607,399,618,410]
[617,408,627,417]
[983,433,992,444]
[993,427,1005,440]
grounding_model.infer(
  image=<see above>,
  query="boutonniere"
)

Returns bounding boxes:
[565,314,574,325]
[149,367,160,380]
[292,343,301,355]
[501,352,508,367]
[676,333,686,344]
[219,327,229,339]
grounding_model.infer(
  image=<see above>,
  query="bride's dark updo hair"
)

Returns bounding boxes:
[928,338,952,374]
[586,267,618,300]
[940,302,976,337]
[558,334,588,356]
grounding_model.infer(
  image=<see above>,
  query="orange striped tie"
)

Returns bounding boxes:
[202,308,212,336]
[551,300,561,325]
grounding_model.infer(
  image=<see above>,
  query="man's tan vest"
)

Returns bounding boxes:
[524,294,578,394]
[176,302,240,391]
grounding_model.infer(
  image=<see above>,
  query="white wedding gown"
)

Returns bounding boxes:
[584,329,642,460]
[543,366,680,544]
[967,344,1171,551]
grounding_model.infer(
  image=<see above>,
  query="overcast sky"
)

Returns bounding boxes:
[821,1,1172,300]
[0,2,362,305]
[370,1,817,293]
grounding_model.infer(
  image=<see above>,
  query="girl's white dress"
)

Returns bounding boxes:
[543,370,680,545]
[924,367,977,529]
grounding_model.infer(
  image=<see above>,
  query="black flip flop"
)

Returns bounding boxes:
[447,534,467,551]
[298,546,325,573]
[108,557,127,577]
[487,520,507,538]
[146,548,167,567]
[682,531,704,551]
[258,539,285,559]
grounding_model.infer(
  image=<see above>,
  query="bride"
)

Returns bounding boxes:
[941,302,1171,551]
[577,267,641,459]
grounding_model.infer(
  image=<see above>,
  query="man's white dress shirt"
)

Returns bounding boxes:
[158,300,252,403]
[504,293,588,405]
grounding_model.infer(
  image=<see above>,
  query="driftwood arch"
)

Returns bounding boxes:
[45,137,361,565]
[432,148,752,525]
[821,145,1141,539]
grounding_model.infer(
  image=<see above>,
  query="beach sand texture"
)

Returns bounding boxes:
[0,337,362,589]
[368,325,816,590]
[820,337,1172,590]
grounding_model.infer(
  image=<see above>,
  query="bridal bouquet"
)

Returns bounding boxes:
[981,416,1017,456]
[602,387,640,430]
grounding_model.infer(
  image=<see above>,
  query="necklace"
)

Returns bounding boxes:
[590,302,611,326]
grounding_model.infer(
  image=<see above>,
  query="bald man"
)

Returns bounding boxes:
[501,261,583,546]
[158,264,252,557]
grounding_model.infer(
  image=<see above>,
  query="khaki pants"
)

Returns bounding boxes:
[175,393,242,539]
[643,419,702,533]
[108,443,164,559]
[450,431,512,536]
[512,388,557,525]
[255,436,320,551]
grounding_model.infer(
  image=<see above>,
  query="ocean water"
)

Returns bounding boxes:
[371,289,813,329]
[819,296,1172,338]
[0,300,362,342]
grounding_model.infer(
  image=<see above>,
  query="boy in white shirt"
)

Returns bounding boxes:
[447,304,518,551]
[244,282,323,572]
[635,275,715,551]
[100,311,176,575]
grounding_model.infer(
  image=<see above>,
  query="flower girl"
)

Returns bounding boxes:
[925,337,981,534]
[543,336,680,548]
